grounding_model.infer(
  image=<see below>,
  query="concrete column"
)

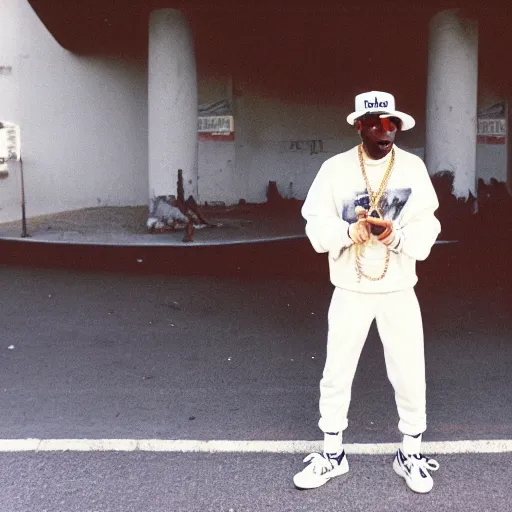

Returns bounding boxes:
[426,9,478,198]
[148,9,198,206]
[508,99,512,196]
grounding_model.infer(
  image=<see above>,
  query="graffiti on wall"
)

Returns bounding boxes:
[288,139,324,155]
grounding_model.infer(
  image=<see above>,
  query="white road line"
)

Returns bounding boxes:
[0,439,511,454]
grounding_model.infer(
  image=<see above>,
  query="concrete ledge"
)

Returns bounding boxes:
[0,236,460,282]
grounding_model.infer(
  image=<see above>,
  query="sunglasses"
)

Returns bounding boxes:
[359,115,401,132]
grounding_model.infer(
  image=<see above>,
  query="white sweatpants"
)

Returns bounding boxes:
[318,287,427,436]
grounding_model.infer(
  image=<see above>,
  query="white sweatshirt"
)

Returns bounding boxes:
[301,145,441,293]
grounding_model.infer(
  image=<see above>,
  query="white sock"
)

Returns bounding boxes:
[323,431,343,456]
[402,433,422,455]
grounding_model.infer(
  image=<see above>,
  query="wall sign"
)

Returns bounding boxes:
[0,122,21,164]
[198,100,234,141]
[477,103,506,144]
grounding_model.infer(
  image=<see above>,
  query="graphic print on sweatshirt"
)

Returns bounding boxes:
[341,188,412,223]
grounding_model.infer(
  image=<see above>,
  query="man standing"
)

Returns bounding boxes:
[294,91,441,493]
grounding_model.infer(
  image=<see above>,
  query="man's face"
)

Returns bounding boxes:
[355,114,401,159]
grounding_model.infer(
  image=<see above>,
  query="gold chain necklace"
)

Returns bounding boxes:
[355,144,395,282]
[358,145,395,217]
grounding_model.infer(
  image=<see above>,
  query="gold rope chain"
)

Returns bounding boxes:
[355,144,395,282]
[357,144,395,218]
[355,243,391,282]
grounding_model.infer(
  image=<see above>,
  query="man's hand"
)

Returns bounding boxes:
[349,206,371,244]
[349,219,371,244]
[366,217,395,246]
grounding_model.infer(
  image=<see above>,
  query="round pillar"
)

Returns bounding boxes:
[426,9,478,198]
[148,9,198,206]
[508,99,512,196]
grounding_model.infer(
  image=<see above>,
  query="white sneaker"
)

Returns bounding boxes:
[293,451,349,489]
[393,448,440,493]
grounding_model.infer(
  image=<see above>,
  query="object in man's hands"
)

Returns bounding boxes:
[366,216,393,242]
[355,206,367,220]
[368,211,386,235]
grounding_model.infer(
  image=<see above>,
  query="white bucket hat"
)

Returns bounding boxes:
[347,91,415,131]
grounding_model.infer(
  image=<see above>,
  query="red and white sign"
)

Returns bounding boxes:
[477,104,506,144]
[198,115,234,141]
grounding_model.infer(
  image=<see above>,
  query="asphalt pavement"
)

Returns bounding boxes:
[0,260,511,511]
[2,453,511,512]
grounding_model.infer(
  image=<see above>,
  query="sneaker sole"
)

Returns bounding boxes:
[293,464,349,490]
[392,459,433,494]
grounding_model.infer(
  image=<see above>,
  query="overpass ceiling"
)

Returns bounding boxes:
[27,0,488,55]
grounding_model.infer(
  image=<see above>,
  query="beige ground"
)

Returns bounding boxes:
[0,204,306,245]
